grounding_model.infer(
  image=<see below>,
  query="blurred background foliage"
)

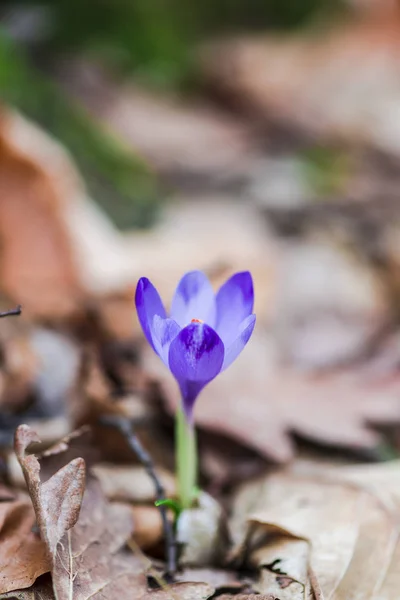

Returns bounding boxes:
[0,0,345,228]
[1,0,345,88]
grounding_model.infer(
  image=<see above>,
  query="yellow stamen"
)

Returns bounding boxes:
[191,318,203,324]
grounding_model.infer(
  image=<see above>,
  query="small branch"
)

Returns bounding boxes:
[100,415,177,579]
[0,305,22,319]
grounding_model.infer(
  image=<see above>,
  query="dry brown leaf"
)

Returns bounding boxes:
[229,465,400,599]
[0,109,84,319]
[0,499,50,594]
[14,425,85,560]
[152,328,400,463]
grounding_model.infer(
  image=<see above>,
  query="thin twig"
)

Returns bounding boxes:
[0,305,22,318]
[100,415,177,579]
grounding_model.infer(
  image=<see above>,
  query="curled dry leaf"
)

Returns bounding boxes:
[14,424,85,559]
[151,329,400,462]
[230,463,400,599]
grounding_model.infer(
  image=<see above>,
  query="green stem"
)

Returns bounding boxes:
[175,407,197,509]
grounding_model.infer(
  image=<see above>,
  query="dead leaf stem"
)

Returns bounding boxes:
[100,415,177,578]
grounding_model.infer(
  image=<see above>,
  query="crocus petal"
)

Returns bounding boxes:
[171,271,216,328]
[135,277,166,353]
[222,314,256,370]
[215,271,254,347]
[151,315,181,365]
[168,323,224,421]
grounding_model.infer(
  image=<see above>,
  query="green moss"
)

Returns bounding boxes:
[299,146,351,199]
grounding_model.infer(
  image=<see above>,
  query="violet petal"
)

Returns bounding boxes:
[135,277,167,353]
[152,315,181,365]
[215,271,254,347]
[222,313,256,370]
[168,322,224,420]
[171,270,216,328]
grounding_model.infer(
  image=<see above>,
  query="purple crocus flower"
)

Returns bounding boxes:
[135,270,256,421]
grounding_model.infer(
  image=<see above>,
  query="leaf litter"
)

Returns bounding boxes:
[8,425,218,600]
[4,21,400,599]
